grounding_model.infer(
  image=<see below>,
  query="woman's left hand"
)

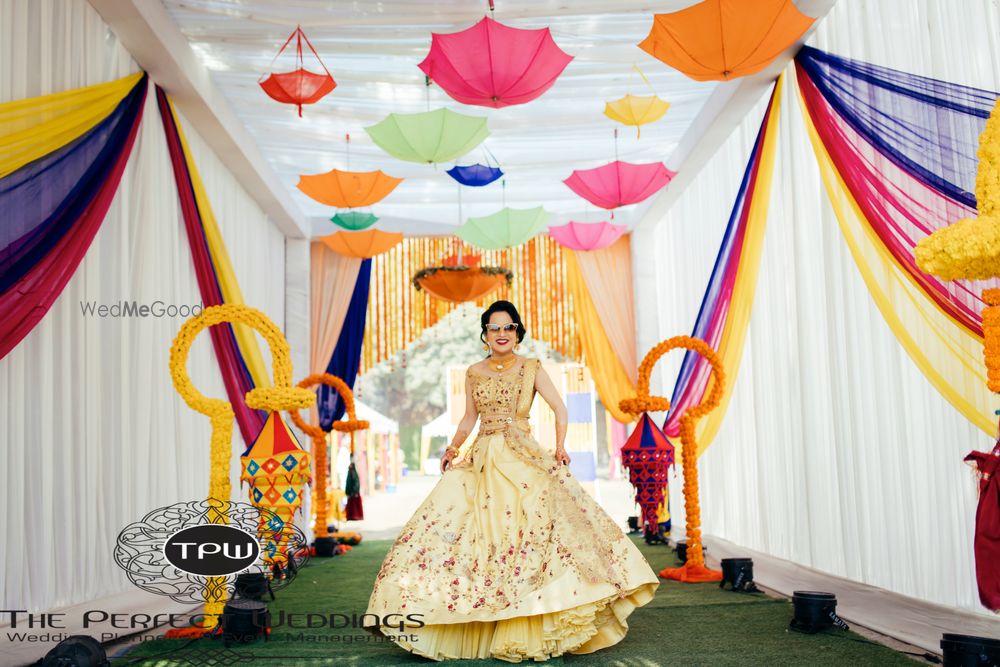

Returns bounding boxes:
[554,447,571,466]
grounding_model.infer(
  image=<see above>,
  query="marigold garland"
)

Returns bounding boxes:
[168,304,314,630]
[288,373,369,541]
[619,335,726,583]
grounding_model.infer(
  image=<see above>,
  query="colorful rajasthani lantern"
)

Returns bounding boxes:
[619,413,675,534]
[240,411,311,566]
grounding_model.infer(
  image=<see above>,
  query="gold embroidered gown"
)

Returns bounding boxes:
[363,358,659,662]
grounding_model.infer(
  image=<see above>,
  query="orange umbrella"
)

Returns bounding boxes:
[297,169,403,208]
[414,267,510,304]
[319,229,403,258]
[638,0,814,81]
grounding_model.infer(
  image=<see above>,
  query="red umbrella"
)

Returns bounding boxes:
[563,160,675,209]
[418,17,573,108]
[259,27,336,117]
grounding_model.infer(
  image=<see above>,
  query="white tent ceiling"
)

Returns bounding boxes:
[161,0,719,237]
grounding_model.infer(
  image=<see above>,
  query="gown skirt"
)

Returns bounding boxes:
[363,358,659,662]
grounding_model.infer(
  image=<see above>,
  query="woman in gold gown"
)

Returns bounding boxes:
[363,300,659,662]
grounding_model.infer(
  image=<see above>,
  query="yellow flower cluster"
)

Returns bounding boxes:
[619,336,726,569]
[169,303,314,625]
[983,289,1000,392]
[916,99,1000,280]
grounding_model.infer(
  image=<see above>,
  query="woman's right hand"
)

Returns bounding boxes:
[441,448,458,473]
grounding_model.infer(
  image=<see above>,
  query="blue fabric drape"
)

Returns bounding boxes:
[796,45,998,208]
[318,258,372,430]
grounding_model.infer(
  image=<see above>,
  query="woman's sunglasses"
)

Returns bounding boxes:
[485,323,518,333]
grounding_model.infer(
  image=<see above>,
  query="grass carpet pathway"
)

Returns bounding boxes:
[119,537,917,666]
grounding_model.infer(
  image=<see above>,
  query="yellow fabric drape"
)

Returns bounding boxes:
[310,243,362,373]
[797,85,995,435]
[565,250,637,423]
[0,71,143,178]
[572,236,639,385]
[695,75,784,454]
[167,97,271,388]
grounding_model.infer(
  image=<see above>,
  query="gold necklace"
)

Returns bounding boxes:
[492,354,518,373]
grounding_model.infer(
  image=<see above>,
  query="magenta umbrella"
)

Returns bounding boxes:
[549,221,627,251]
[418,17,573,108]
[563,160,676,209]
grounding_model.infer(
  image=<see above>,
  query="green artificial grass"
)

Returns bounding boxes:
[118,537,918,666]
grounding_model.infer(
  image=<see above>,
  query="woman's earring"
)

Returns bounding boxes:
[483,343,489,352]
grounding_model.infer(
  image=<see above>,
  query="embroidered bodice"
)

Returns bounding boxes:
[466,358,540,434]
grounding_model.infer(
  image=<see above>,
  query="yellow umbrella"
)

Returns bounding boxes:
[604,94,671,138]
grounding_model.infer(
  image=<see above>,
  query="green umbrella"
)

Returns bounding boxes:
[364,108,489,164]
[330,211,379,231]
[456,206,550,249]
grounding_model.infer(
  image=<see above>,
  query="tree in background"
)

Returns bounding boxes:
[355,303,566,470]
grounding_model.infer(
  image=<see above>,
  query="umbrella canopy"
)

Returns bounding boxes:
[563,160,675,209]
[330,211,379,231]
[259,27,336,116]
[414,267,511,304]
[319,229,403,258]
[604,94,671,138]
[297,169,402,208]
[447,164,504,187]
[456,206,550,249]
[638,0,814,81]
[365,108,489,164]
[418,17,573,108]
[549,220,626,251]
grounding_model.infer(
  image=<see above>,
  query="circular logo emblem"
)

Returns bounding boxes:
[163,525,261,576]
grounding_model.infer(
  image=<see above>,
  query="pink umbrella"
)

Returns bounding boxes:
[563,160,676,209]
[418,17,573,108]
[549,221,627,251]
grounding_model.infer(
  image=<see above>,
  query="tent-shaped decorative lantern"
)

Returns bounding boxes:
[638,0,814,81]
[418,16,573,108]
[240,411,312,566]
[259,26,336,116]
[619,413,675,535]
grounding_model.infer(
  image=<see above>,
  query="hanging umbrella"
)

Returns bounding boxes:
[330,211,379,231]
[604,94,671,138]
[447,164,504,187]
[563,161,675,209]
[418,17,573,108]
[638,0,814,81]
[365,108,489,164]
[240,411,311,566]
[457,206,550,250]
[549,221,626,251]
[297,169,402,208]
[413,265,513,303]
[319,229,402,258]
[619,413,675,535]
[259,27,336,116]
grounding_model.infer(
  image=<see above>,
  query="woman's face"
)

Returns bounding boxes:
[485,310,517,354]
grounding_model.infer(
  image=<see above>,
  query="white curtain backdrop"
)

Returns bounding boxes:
[0,0,288,618]
[634,0,1000,615]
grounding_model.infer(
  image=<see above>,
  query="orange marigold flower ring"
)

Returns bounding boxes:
[619,335,726,584]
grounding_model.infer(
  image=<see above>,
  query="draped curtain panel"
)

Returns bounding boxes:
[633,0,999,614]
[310,242,361,374]
[0,0,286,619]
[0,72,147,359]
[663,77,782,454]
[157,86,275,443]
[795,46,998,435]
[572,235,638,386]
[564,250,637,423]
[318,258,372,430]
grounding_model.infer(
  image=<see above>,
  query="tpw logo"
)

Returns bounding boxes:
[163,525,260,576]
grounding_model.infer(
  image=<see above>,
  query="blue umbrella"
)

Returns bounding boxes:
[447,163,503,187]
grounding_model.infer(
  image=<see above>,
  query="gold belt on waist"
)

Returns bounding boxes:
[478,415,530,434]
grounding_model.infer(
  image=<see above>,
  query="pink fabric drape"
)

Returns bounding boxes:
[310,241,362,374]
[572,235,638,384]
